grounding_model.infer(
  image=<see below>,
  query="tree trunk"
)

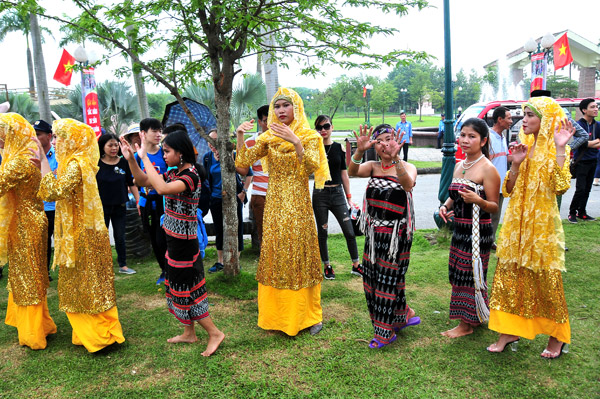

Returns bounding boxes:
[126,26,150,119]
[211,54,240,276]
[30,13,51,121]
[263,34,279,100]
[26,36,35,98]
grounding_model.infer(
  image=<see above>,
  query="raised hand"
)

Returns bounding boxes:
[236,120,255,136]
[271,123,299,144]
[382,129,404,159]
[136,131,148,159]
[509,143,528,165]
[353,124,375,153]
[554,118,575,148]
[119,137,135,161]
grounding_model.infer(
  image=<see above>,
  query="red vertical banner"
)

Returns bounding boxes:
[530,52,548,92]
[82,67,102,138]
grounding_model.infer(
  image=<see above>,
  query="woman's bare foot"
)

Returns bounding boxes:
[486,334,519,352]
[441,321,474,338]
[407,307,416,320]
[167,333,198,343]
[541,336,565,358]
[201,330,225,357]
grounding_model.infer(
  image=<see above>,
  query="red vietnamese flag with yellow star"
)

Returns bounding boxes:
[553,33,573,70]
[53,49,76,86]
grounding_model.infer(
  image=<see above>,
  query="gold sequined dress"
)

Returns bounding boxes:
[1,113,56,350]
[38,119,124,352]
[235,88,329,336]
[489,97,571,343]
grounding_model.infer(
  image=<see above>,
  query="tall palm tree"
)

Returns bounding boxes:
[230,74,267,128]
[98,81,140,135]
[0,11,51,96]
[7,92,39,121]
[52,81,139,135]
[30,12,51,121]
[183,84,216,114]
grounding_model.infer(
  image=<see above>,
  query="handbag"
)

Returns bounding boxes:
[349,202,363,237]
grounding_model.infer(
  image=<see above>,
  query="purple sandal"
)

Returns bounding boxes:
[394,316,421,333]
[369,334,397,349]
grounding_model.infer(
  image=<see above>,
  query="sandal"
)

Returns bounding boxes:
[394,316,421,333]
[541,342,569,359]
[369,334,397,349]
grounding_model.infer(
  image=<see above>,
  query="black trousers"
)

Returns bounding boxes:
[569,159,597,216]
[45,210,55,271]
[140,195,167,272]
[402,144,410,162]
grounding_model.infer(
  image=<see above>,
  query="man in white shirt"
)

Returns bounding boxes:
[489,106,511,250]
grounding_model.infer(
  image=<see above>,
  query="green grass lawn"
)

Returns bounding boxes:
[328,114,441,131]
[1,222,598,398]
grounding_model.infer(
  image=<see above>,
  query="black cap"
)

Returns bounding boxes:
[530,89,551,98]
[33,119,52,133]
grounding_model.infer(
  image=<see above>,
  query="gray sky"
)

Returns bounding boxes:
[1,0,599,93]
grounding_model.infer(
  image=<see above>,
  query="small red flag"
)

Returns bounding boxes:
[553,33,573,70]
[53,49,76,86]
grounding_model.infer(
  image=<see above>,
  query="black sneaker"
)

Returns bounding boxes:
[350,264,362,277]
[567,214,578,224]
[324,266,336,280]
[577,213,596,221]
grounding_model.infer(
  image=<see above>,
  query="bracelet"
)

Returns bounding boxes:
[509,168,519,176]
[440,204,448,211]
[395,162,407,177]
[351,154,362,164]
[346,194,352,199]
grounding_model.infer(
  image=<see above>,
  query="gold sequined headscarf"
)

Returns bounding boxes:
[497,96,569,272]
[53,118,105,269]
[262,87,330,188]
[0,113,38,265]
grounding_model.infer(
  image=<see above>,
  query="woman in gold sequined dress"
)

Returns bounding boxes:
[34,118,125,352]
[0,113,56,350]
[235,88,330,336]
[487,96,575,359]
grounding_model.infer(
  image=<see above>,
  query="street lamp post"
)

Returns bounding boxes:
[523,32,556,92]
[434,0,456,228]
[365,84,373,127]
[73,45,102,137]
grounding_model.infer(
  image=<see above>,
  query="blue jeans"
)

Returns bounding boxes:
[103,203,127,267]
[312,185,359,265]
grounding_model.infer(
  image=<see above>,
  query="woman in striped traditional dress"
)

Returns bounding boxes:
[348,124,419,349]
[439,118,500,338]
[122,130,224,356]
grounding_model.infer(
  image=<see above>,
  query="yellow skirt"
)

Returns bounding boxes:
[257,283,322,336]
[5,292,57,350]
[66,306,125,352]
[489,309,571,344]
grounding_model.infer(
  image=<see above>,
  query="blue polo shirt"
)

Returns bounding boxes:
[395,120,413,144]
[43,146,58,212]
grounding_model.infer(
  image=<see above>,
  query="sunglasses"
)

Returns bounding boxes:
[316,123,331,131]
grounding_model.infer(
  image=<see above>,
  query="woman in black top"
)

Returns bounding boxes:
[96,133,138,274]
[312,115,360,280]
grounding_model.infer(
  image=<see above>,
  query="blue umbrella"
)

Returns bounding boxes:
[162,97,217,160]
